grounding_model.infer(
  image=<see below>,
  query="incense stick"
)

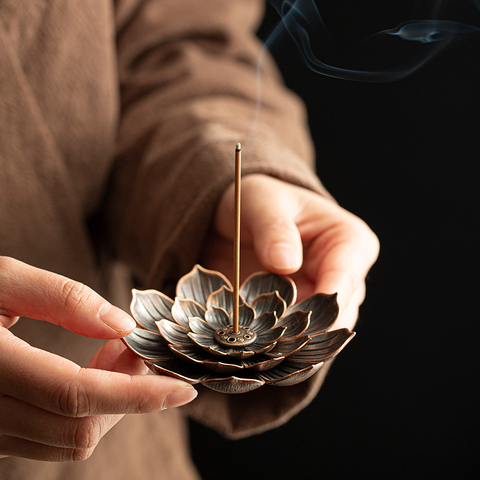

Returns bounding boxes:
[233,142,241,334]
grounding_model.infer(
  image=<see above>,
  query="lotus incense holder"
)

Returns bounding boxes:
[122,144,355,393]
[122,265,354,394]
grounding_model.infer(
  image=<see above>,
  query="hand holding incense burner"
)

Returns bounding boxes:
[122,144,355,394]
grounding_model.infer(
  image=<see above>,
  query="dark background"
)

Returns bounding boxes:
[190,2,479,478]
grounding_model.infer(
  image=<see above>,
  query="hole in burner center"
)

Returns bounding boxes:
[214,325,257,348]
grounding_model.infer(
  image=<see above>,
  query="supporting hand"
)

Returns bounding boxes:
[201,174,379,331]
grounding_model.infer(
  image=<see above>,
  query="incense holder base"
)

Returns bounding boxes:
[215,326,257,347]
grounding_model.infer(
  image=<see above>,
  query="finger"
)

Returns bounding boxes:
[0,256,135,338]
[0,395,122,450]
[88,340,149,376]
[113,347,150,376]
[87,341,116,371]
[0,435,95,462]
[240,176,303,274]
[311,217,379,310]
[0,329,197,417]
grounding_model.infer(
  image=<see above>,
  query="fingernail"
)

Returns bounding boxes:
[98,304,136,333]
[268,243,302,270]
[164,385,198,409]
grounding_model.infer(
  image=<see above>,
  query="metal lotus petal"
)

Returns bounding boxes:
[123,265,353,394]
[206,286,244,314]
[237,303,255,327]
[256,326,286,344]
[241,326,287,356]
[176,265,231,308]
[171,298,205,329]
[147,359,211,384]
[201,355,285,373]
[265,336,311,358]
[203,360,244,374]
[204,306,230,330]
[250,292,286,319]
[188,332,255,359]
[169,344,209,364]
[156,319,193,347]
[276,311,311,339]
[169,345,244,374]
[289,293,339,336]
[188,331,217,350]
[247,340,278,355]
[287,329,355,364]
[122,328,170,361]
[256,361,324,386]
[250,312,277,334]
[241,272,296,308]
[131,289,174,330]
[242,354,285,372]
[188,316,216,336]
[206,342,256,359]
[201,375,265,394]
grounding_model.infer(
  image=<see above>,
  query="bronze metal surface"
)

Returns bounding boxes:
[122,264,354,394]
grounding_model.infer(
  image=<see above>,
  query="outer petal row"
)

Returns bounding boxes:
[130,289,174,331]
[289,329,355,363]
[144,356,323,392]
[169,345,286,374]
[122,328,171,361]
[136,328,352,394]
[288,293,339,335]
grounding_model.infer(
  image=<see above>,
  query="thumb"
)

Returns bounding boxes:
[241,176,303,274]
[0,256,135,338]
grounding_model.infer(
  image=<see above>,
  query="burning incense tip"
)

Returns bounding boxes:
[236,142,241,151]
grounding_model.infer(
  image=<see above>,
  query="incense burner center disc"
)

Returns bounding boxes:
[214,325,257,348]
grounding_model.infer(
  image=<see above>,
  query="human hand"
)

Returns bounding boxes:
[201,174,379,331]
[0,257,197,461]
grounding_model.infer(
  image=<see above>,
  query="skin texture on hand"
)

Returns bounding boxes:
[201,174,380,331]
[0,257,197,462]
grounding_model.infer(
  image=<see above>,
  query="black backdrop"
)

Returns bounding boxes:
[190,2,479,478]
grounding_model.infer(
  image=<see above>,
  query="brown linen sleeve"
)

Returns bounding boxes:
[107,0,335,437]
[107,0,330,289]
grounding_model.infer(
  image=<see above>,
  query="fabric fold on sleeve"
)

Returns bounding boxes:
[106,0,330,288]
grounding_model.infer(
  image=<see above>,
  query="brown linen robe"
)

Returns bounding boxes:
[0,1,333,478]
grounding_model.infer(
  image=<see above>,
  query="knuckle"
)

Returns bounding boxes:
[261,216,294,235]
[60,280,95,314]
[71,417,103,449]
[55,372,91,417]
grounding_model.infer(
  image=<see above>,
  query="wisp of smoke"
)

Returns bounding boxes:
[265,0,479,82]
[245,0,479,143]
